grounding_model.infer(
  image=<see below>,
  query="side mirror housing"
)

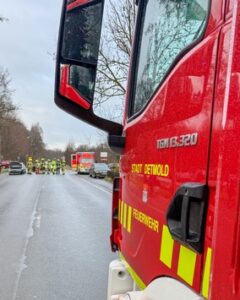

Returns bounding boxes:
[54,0,123,136]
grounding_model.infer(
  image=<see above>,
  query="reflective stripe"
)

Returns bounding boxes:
[127,206,132,233]
[118,199,122,222]
[160,225,174,268]
[202,247,212,298]
[123,202,127,228]
[119,201,132,233]
[177,245,197,286]
[121,201,124,225]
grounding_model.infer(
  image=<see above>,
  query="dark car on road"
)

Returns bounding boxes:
[9,161,26,175]
[89,163,109,178]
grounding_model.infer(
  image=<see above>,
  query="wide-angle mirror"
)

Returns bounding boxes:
[55,0,123,135]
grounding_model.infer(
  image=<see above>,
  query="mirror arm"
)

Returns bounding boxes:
[108,134,126,154]
[55,92,123,136]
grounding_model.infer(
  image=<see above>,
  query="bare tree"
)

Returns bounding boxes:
[64,141,76,165]
[0,69,16,120]
[29,123,45,158]
[0,117,30,161]
[0,69,18,160]
[94,0,136,112]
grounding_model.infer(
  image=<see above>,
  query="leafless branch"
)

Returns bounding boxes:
[94,0,136,119]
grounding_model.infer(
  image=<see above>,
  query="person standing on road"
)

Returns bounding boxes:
[35,159,40,175]
[47,159,52,174]
[52,159,56,175]
[61,158,66,175]
[56,159,61,175]
[27,157,33,174]
[40,158,45,175]
[44,159,48,174]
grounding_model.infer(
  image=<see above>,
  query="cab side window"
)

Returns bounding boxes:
[131,0,209,116]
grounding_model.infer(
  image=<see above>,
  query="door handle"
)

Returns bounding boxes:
[166,183,209,253]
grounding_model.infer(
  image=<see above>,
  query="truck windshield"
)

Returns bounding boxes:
[131,0,209,116]
[81,158,94,163]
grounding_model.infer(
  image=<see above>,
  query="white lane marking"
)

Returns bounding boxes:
[35,213,41,229]
[79,177,112,195]
[12,183,43,300]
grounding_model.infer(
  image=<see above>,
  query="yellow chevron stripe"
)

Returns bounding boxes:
[160,225,174,268]
[177,245,197,286]
[123,202,127,228]
[202,247,212,298]
[121,200,124,225]
[127,206,132,233]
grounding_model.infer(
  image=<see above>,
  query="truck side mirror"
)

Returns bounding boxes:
[55,0,123,136]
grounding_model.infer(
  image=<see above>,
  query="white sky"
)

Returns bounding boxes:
[0,0,107,150]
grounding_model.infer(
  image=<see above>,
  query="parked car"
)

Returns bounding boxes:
[9,161,26,175]
[89,163,109,178]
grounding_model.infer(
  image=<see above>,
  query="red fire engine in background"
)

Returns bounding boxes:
[70,153,77,171]
[55,0,240,299]
[76,151,95,174]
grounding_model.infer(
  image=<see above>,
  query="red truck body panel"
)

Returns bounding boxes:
[208,2,240,298]
[112,1,240,299]
[55,0,240,298]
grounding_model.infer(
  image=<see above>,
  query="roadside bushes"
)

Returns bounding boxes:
[107,164,120,180]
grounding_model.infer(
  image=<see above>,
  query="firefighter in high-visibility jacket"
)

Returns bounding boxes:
[47,159,52,174]
[51,159,56,175]
[61,158,66,175]
[40,158,45,174]
[44,160,48,174]
[27,157,33,174]
[56,159,61,175]
[35,159,40,175]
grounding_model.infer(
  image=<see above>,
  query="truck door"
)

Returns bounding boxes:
[119,0,224,297]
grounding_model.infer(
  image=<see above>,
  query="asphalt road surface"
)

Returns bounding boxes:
[0,171,116,300]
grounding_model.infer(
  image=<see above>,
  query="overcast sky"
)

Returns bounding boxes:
[0,0,107,150]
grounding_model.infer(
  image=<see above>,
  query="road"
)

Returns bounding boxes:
[0,171,116,300]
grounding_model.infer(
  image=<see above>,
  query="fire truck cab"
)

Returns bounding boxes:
[55,0,240,299]
[71,153,77,171]
[76,151,95,174]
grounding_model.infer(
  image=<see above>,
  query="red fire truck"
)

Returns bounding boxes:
[71,153,77,171]
[76,151,95,174]
[55,0,240,299]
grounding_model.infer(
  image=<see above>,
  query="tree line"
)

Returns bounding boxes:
[0,68,45,162]
[0,66,118,164]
